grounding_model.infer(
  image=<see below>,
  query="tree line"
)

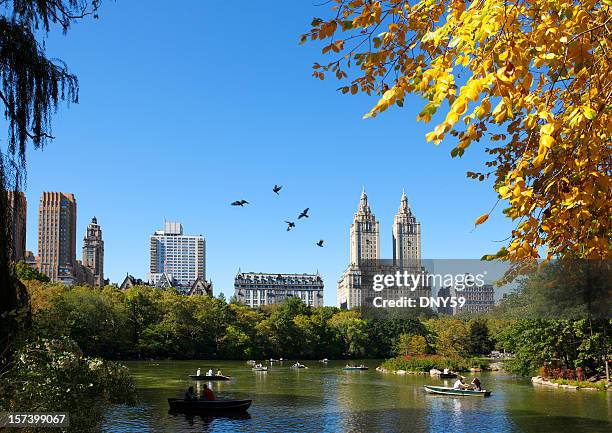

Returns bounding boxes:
[25,279,497,361]
[22,257,611,381]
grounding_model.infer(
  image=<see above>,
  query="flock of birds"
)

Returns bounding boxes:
[231,185,324,248]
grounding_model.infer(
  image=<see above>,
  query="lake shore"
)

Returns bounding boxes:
[531,376,611,392]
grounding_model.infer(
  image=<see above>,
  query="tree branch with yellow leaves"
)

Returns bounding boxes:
[302,0,611,262]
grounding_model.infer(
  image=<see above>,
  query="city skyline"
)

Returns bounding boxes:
[18,2,514,305]
[18,186,508,305]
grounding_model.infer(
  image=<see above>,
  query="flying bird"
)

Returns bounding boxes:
[316,240,324,247]
[285,221,296,231]
[273,185,282,195]
[298,208,310,219]
[231,200,249,207]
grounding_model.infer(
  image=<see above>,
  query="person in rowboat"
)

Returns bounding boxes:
[196,368,201,376]
[184,386,197,401]
[452,377,469,390]
[201,383,216,401]
[207,368,214,376]
[471,377,482,391]
[217,369,223,376]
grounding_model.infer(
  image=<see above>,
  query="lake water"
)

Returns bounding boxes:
[102,360,611,432]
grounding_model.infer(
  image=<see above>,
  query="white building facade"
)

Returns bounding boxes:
[149,221,206,289]
[235,272,324,308]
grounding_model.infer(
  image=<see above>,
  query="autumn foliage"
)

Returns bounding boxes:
[302,0,611,261]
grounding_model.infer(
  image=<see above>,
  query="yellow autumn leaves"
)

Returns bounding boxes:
[303,0,611,261]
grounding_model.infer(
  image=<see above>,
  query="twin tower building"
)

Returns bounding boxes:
[337,189,430,309]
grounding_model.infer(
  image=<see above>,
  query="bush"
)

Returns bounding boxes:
[0,338,136,432]
[381,355,489,372]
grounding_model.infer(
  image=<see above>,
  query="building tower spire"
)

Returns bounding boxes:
[399,189,409,214]
[393,189,421,269]
[350,189,379,266]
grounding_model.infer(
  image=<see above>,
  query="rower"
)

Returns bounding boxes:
[202,383,216,401]
[207,368,214,376]
[196,368,201,376]
[453,377,469,390]
[184,386,197,401]
[471,377,482,391]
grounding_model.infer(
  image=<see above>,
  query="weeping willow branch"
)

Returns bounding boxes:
[0,0,99,367]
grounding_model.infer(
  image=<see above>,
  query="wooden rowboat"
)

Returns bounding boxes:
[168,398,252,413]
[189,374,231,381]
[424,385,491,397]
[439,372,458,379]
[343,366,369,371]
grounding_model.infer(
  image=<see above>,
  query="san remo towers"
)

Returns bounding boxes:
[337,189,430,309]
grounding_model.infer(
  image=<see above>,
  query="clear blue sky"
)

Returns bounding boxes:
[18,1,514,305]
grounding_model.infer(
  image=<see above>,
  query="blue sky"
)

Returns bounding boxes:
[16,1,514,305]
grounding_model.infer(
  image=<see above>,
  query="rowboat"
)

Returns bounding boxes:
[439,372,458,379]
[252,366,268,371]
[343,366,369,371]
[292,363,307,369]
[168,398,252,413]
[189,375,231,381]
[424,385,491,397]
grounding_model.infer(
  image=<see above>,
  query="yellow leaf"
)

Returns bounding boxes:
[582,106,597,120]
[539,134,555,149]
[425,131,438,142]
[540,124,555,135]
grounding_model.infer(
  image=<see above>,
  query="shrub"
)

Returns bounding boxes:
[381,355,488,372]
[0,338,136,432]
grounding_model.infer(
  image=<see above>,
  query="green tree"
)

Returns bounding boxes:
[426,317,469,357]
[329,311,369,357]
[14,261,50,282]
[500,319,610,377]
[395,334,428,356]
[466,319,494,356]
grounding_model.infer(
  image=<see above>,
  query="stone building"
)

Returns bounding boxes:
[82,216,105,286]
[454,283,495,314]
[337,190,430,309]
[234,271,324,308]
[119,274,148,290]
[188,277,213,296]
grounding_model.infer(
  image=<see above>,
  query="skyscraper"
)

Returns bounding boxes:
[350,189,380,266]
[337,190,430,309]
[392,190,421,270]
[82,216,104,286]
[149,221,206,289]
[338,189,381,309]
[7,191,26,262]
[37,192,77,284]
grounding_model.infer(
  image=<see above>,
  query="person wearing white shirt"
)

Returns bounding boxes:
[453,377,468,389]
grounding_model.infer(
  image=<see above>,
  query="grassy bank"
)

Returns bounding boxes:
[381,355,490,373]
[550,378,609,391]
